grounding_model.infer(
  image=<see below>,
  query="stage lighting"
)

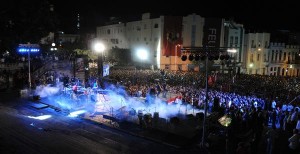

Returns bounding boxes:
[200,55,206,61]
[208,55,214,61]
[194,55,200,61]
[188,54,194,61]
[181,55,187,61]
[220,55,225,60]
[224,55,230,60]
[214,55,219,60]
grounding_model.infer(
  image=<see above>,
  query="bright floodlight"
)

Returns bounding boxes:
[137,49,148,60]
[227,49,237,53]
[94,42,105,53]
[249,63,253,68]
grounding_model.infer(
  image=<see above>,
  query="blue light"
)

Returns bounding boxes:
[18,48,40,53]
[68,110,86,117]
[28,115,52,120]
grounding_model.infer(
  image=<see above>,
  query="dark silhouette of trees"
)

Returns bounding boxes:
[0,0,59,54]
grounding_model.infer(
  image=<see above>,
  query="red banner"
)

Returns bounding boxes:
[162,16,183,56]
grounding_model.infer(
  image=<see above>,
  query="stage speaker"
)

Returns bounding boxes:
[33,95,40,101]
[170,117,180,124]
[129,108,136,116]
[137,110,143,117]
[144,113,152,124]
[196,112,204,120]
[103,115,118,122]
[153,112,159,119]
[186,114,194,119]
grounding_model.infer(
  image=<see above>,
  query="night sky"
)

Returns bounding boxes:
[2,0,300,33]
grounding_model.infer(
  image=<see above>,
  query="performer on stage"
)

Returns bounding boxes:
[72,83,78,94]
[93,80,98,89]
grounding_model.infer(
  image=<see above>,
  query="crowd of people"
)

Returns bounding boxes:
[108,69,300,154]
[1,54,300,153]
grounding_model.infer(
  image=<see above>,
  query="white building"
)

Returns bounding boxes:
[223,20,245,74]
[244,32,300,76]
[244,32,270,74]
[268,43,300,76]
[161,13,206,71]
[95,13,245,72]
[96,13,162,68]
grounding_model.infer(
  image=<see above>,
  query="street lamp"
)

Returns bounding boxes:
[94,42,105,78]
[18,43,40,89]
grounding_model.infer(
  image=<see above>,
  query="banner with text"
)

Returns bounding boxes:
[203,18,223,48]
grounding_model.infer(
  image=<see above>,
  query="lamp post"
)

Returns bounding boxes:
[94,42,105,78]
[28,47,31,89]
[18,43,40,90]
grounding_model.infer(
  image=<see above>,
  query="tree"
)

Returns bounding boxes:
[0,0,60,54]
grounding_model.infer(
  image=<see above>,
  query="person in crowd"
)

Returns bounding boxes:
[236,142,251,154]
[265,127,278,154]
[288,128,300,154]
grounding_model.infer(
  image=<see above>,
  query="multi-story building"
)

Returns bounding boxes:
[96,13,299,75]
[55,31,80,45]
[96,13,163,68]
[161,13,206,71]
[268,43,300,76]
[244,32,300,76]
[223,20,245,74]
[244,32,270,74]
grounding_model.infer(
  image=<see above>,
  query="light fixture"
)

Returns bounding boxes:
[188,54,194,61]
[181,55,187,61]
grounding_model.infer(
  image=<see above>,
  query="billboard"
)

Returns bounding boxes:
[203,18,223,48]
[162,16,183,56]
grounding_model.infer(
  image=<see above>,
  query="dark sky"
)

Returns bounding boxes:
[74,0,296,32]
[4,0,300,33]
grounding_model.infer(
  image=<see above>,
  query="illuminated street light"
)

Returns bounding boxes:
[94,42,106,53]
[249,63,254,68]
[50,43,57,51]
[94,42,105,78]
[17,43,40,89]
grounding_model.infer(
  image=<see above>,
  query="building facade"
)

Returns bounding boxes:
[96,13,281,75]
[244,32,270,75]
[223,20,245,74]
[96,13,162,69]
[244,32,300,76]
[268,43,300,76]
